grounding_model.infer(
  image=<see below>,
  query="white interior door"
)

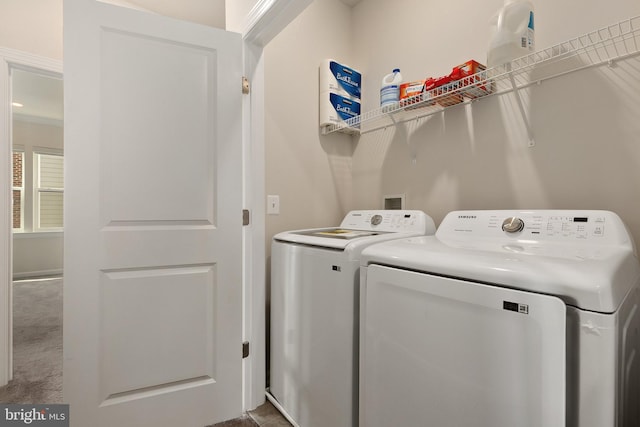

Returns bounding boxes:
[63,1,243,426]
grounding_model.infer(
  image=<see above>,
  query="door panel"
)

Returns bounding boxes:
[100,265,215,400]
[100,29,215,225]
[64,1,243,425]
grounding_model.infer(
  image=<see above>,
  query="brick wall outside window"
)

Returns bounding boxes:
[12,190,21,229]
[12,152,23,229]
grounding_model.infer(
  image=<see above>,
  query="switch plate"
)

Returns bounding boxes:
[267,195,280,215]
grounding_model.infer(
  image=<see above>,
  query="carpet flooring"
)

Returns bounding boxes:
[0,278,291,427]
[0,277,63,404]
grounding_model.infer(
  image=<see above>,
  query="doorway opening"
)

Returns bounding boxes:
[0,66,63,403]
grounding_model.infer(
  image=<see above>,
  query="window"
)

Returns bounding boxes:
[34,152,64,231]
[12,150,24,231]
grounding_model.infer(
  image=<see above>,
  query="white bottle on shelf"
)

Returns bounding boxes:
[487,0,535,68]
[380,68,402,111]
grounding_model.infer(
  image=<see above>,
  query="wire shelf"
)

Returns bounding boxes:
[321,15,640,136]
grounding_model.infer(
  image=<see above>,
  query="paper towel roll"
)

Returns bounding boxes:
[319,91,361,128]
[319,59,361,100]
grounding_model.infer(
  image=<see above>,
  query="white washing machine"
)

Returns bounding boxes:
[269,210,436,427]
[359,210,640,427]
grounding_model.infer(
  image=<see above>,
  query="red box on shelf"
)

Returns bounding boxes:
[432,75,463,107]
[450,59,493,99]
[399,80,435,109]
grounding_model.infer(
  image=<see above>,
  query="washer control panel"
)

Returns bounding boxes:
[340,210,435,234]
[492,214,605,240]
[438,210,628,244]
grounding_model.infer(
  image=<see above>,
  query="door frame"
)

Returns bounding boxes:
[240,0,313,411]
[0,47,62,386]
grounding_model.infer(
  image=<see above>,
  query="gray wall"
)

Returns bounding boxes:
[0,0,62,60]
[13,234,63,279]
[265,0,356,249]
[351,0,640,236]
[265,0,640,250]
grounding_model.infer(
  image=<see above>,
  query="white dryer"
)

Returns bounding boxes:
[269,210,436,427]
[359,210,640,427]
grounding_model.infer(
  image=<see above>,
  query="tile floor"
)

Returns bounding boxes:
[212,400,291,427]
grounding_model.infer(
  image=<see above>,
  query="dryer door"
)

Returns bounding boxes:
[360,264,566,427]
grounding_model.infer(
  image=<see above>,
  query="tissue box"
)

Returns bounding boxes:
[320,59,362,100]
[320,91,361,130]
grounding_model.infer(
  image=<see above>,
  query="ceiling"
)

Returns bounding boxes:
[12,69,63,123]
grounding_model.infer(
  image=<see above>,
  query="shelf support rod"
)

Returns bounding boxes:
[507,65,535,147]
[387,111,398,125]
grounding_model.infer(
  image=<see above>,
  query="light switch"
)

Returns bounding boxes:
[267,195,280,215]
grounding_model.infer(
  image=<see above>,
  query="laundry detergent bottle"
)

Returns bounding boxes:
[380,68,402,111]
[487,0,535,68]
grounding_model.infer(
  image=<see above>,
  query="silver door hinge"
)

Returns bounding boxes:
[242,77,250,94]
[243,209,250,226]
[242,341,250,358]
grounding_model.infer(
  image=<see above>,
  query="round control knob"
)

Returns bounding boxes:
[371,214,383,226]
[502,217,525,233]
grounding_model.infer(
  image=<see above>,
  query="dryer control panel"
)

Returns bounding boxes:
[438,210,632,246]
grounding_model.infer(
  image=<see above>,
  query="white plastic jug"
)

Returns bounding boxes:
[487,0,535,68]
[380,68,402,110]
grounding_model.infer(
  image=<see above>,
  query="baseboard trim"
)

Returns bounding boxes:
[13,269,63,281]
